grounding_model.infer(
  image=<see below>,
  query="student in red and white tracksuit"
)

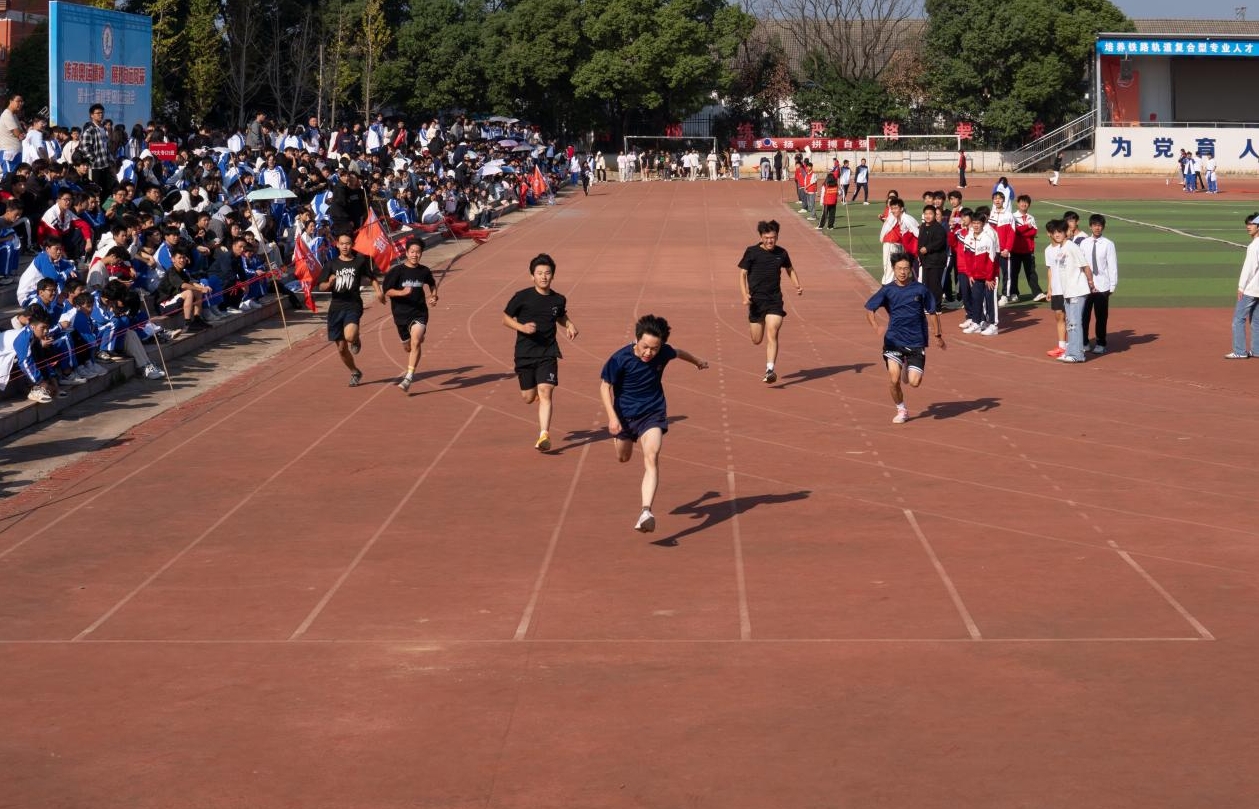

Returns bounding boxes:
[1009,194,1044,300]
[989,193,1016,304]
[879,198,918,284]
[960,213,998,335]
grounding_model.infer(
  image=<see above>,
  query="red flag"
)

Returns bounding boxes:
[354,209,397,275]
[293,237,321,313]
[529,166,548,198]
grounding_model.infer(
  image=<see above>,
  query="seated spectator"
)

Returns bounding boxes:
[155,248,212,330]
[0,199,22,282]
[17,237,78,306]
[8,306,65,403]
[93,279,166,379]
[38,189,86,260]
[29,277,89,387]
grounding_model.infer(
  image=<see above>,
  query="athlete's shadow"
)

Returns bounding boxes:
[774,363,872,388]
[551,415,688,455]
[920,397,1000,420]
[1099,329,1158,354]
[652,488,812,547]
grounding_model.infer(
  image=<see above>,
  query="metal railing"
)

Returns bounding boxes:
[1003,112,1096,172]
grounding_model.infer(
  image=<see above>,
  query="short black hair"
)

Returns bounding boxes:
[635,313,671,343]
[1089,214,1107,227]
[756,220,780,235]
[529,253,555,275]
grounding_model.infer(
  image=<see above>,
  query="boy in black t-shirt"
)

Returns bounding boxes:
[502,253,578,450]
[380,238,438,392]
[737,219,802,383]
[317,233,383,386]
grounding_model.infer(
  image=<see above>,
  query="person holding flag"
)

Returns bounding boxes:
[379,237,438,392]
[291,231,321,313]
[317,232,383,387]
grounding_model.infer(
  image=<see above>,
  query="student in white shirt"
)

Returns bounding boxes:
[1044,219,1095,363]
[1080,214,1119,354]
[1226,213,1259,359]
[21,117,48,164]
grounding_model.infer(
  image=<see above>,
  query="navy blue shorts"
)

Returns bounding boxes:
[615,409,668,442]
[327,308,362,342]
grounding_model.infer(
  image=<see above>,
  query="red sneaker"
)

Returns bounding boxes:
[1046,346,1065,358]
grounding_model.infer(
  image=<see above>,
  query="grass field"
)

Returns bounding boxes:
[812,196,1255,307]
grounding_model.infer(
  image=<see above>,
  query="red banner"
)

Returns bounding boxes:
[730,137,874,152]
[148,142,178,161]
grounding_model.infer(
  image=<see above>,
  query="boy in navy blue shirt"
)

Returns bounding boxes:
[599,314,708,533]
[864,253,946,424]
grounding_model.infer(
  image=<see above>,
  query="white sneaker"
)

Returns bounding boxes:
[143,364,166,379]
[224,306,243,314]
[1057,355,1083,363]
[962,322,982,334]
[633,508,656,533]
[1008,294,1020,303]
[1032,293,1047,302]
[998,295,1009,306]
[27,387,53,404]
[892,409,909,424]
[61,372,87,386]
[980,324,999,336]
[1092,344,1106,354]
[238,299,256,312]
[957,319,974,330]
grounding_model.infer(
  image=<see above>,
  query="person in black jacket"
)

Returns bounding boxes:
[916,205,950,306]
[155,249,212,331]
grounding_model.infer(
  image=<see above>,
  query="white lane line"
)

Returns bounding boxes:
[1108,540,1215,641]
[905,509,982,640]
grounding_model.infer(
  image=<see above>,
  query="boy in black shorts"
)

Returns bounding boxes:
[864,253,945,424]
[738,219,802,383]
[317,233,383,386]
[380,238,438,392]
[502,253,578,450]
[599,314,708,533]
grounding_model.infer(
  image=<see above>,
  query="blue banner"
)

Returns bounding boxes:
[47,2,152,129]
[1097,38,1259,57]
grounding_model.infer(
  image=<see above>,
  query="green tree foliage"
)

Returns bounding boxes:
[6,21,48,115]
[793,53,905,138]
[478,0,587,133]
[572,0,754,132]
[923,0,1133,145]
[381,0,485,118]
[184,0,224,125]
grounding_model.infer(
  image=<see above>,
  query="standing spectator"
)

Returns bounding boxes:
[0,95,25,176]
[21,116,49,164]
[1205,154,1219,194]
[1049,151,1064,186]
[245,112,266,155]
[1009,194,1043,302]
[817,175,839,230]
[1226,213,1259,359]
[729,147,742,180]
[957,149,968,189]
[1080,213,1118,354]
[916,204,949,305]
[851,158,870,204]
[878,198,917,284]
[960,211,998,336]
[773,148,784,181]
[1044,218,1094,363]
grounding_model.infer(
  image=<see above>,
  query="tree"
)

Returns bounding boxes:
[223,0,268,127]
[145,0,185,116]
[923,0,1133,145]
[6,21,48,113]
[360,0,392,118]
[793,54,904,138]
[572,0,755,136]
[184,0,225,125]
[381,0,484,118]
[265,2,322,125]
[757,0,919,86]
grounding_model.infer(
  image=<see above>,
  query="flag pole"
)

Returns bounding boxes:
[263,247,294,349]
[139,295,175,393]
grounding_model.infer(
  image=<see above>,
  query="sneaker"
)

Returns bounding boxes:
[1032,293,1047,302]
[96,350,121,362]
[1046,346,1066,358]
[892,409,909,424]
[72,366,93,382]
[962,322,982,334]
[143,364,165,380]
[161,328,182,341]
[1224,352,1250,359]
[762,369,777,384]
[957,319,973,330]
[241,299,259,312]
[1092,344,1106,354]
[998,295,1008,306]
[224,306,243,314]
[1057,355,1083,363]
[979,324,999,336]
[535,431,551,451]
[349,370,363,387]
[85,361,108,378]
[398,375,412,392]
[634,508,656,533]
[60,372,87,386]
[27,387,53,404]
[1008,294,1020,303]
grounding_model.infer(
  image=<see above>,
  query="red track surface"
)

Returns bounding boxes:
[3,179,1259,808]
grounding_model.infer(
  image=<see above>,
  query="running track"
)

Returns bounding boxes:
[3,179,1258,808]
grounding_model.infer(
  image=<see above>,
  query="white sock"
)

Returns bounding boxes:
[1058,340,1067,349]
[766,363,774,371]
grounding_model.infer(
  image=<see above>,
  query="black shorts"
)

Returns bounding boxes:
[394,316,427,342]
[1050,294,1065,312]
[748,297,786,323]
[327,307,362,342]
[883,345,926,374]
[615,409,668,442]
[516,357,558,390]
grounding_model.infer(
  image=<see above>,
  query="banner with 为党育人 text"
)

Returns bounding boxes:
[48,2,152,129]
[1096,127,1259,171]
[730,137,874,152]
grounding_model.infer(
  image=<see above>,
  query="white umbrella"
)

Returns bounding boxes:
[512,145,533,153]
[478,165,504,177]
[246,187,297,202]
[498,139,518,147]
[487,115,512,123]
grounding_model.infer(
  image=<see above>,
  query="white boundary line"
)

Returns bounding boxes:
[728,470,752,641]
[905,509,982,640]
[289,405,483,640]
[514,440,592,640]
[1042,201,1246,249]
[1108,540,1215,641]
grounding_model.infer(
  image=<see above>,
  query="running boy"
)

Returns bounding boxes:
[380,237,438,392]
[599,314,708,533]
[317,232,383,386]
[503,253,578,451]
[865,253,946,424]
[738,220,802,383]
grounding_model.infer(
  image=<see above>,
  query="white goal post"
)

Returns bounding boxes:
[861,134,964,174]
